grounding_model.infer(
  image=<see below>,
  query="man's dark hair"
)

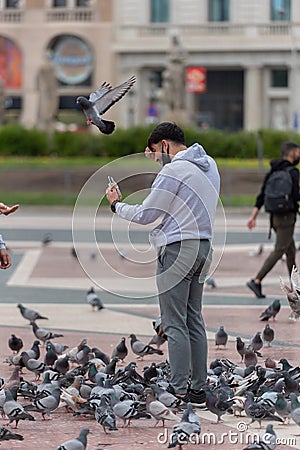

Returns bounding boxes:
[281,141,299,157]
[147,122,185,149]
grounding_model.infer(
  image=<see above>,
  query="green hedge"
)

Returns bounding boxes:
[0,124,299,159]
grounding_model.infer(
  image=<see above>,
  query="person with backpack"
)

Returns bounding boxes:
[246,141,300,298]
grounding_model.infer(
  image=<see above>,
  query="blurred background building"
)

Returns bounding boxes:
[0,0,299,131]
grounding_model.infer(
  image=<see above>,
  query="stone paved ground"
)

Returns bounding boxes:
[0,208,300,449]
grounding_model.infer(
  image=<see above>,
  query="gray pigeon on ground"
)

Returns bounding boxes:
[129,334,163,359]
[215,325,228,348]
[262,324,274,347]
[259,299,281,321]
[17,303,48,321]
[145,387,179,427]
[95,395,118,433]
[236,337,246,362]
[243,423,277,450]
[112,337,128,361]
[3,389,35,428]
[250,332,263,353]
[54,428,89,450]
[0,425,23,441]
[113,399,151,427]
[86,287,104,311]
[289,392,300,426]
[168,403,201,448]
[76,76,136,134]
[30,321,64,343]
[25,387,61,419]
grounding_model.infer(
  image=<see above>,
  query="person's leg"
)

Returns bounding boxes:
[186,239,211,391]
[256,213,296,281]
[187,279,207,391]
[156,242,193,395]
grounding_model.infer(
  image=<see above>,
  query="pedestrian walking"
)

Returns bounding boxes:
[246,141,300,298]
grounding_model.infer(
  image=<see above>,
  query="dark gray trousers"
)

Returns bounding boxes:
[156,239,212,394]
[256,212,297,281]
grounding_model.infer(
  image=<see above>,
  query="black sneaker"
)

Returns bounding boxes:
[166,385,190,404]
[189,389,207,408]
[246,279,266,298]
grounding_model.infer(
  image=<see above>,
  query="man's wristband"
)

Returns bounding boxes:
[110,200,120,213]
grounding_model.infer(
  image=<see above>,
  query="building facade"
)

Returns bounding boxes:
[0,0,299,131]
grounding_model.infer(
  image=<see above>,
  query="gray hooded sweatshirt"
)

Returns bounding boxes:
[115,143,220,249]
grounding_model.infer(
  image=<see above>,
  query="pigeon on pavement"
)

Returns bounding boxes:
[54,428,89,450]
[129,334,163,359]
[262,324,274,347]
[259,299,281,321]
[76,76,136,134]
[250,332,263,353]
[30,321,64,343]
[112,337,128,361]
[8,334,23,354]
[168,403,201,448]
[280,265,300,320]
[3,389,35,428]
[86,287,104,311]
[17,303,48,321]
[145,387,180,427]
[95,395,118,433]
[215,326,228,348]
[243,423,277,450]
[0,425,23,441]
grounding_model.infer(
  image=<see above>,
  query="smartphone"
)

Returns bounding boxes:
[108,176,122,200]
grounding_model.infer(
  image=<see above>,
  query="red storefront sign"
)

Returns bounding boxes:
[186,66,206,93]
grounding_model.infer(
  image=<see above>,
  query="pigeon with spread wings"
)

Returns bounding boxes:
[76,76,136,134]
[280,265,300,320]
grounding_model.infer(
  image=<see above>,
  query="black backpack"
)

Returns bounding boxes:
[264,166,294,214]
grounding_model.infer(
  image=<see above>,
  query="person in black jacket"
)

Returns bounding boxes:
[246,141,300,298]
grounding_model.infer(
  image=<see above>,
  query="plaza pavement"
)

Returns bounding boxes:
[0,207,299,449]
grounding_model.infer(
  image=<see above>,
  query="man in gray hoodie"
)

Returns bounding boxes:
[106,122,220,404]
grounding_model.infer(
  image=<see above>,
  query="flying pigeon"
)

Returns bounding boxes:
[54,428,89,450]
[259,299,281,321]
[76,75,136,134]
[17,303,48,321]
[86,287,104,311]
[280,265,300,320]
[215,325,228,348]
[129,334,163,359]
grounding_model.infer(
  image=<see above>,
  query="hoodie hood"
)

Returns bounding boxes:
[270,158,294,171]
[173,143,210,171]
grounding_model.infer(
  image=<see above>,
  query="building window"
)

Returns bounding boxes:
[52,0,67,7]
[76,0,90,6]
[5,0,20,7]
[271,0,291,21]
[209,0,229,22]
[150,0,169,23]
[271,69,288,87]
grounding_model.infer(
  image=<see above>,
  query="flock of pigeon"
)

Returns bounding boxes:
[0,266,300,450]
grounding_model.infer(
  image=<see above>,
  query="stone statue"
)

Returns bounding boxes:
[37,53,58,132]
[161,33,188,123]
